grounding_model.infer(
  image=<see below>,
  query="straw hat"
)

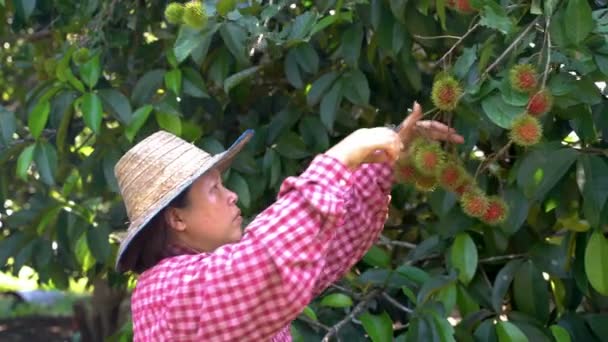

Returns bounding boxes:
[113,129,254,272]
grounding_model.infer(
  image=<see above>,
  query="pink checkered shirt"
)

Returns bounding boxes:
[130,154,393,341]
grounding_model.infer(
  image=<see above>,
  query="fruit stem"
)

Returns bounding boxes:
[474,140,513,180]
[541,15,552,89]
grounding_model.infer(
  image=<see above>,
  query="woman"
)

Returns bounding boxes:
[114,103,463,341]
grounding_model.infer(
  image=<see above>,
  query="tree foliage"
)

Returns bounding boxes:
[1,0,608,340]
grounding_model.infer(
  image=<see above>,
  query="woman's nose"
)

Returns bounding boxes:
[227,189,238,205]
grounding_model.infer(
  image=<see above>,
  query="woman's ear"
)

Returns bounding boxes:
[163,207,187,232]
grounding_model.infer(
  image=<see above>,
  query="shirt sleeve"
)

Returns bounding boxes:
[311,159,394,296]
[142,155,354,341]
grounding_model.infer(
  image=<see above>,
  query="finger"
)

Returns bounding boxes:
[416,124,465,144]
[415,121,465,144]
[396,102,423,141]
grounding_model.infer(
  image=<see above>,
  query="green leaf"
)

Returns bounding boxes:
[530,0,542,15]
[585,231,608,296]
[131,69,165,106]
[311,12,353,35]
[33,141,57,186]
[125,105,153,142]
[288,12,317,42]
[298,116,329,153]
[217,0,236,16]
[16,144,35,180]
[501,187,529,235]
[457,284,480,317]
[284,50,303,88]
[307,71,339,107]
[182,67,209,98]
[320,293,353,308]
[517,147,578,201]
[320,79,343,131]
[28,100,50,139]
[219,22,248,65]
[0,105,16,145]
[492,259,524,312]
[87,223,110,264]
[302,305,317,321]
[480,4,513,35]
[481,94,523,129]
[453,46,478,80]
[226,172,251,208]
[80,54,101,88]
[549,325,571,342]
[396,265,431,285]
[274,132,310,159]
[360,311,393,342]
[103,149,121,193]
[164,69,182,95]
[75,233,95,271]
[585,314,608,341]
[97,88,132,124]
[80,92,103,134]
[293,43,319,74]
[342,69,370,106]
[224,66,260,94]
[565,0,593,45]
[341,23,363,67]
[497,321,528,342]
[363,245,391,268]
[451,233,478,285]
[155,111,182,136]
[174,26,205,63]
[14,0,35,21]
[512,260,550,323]
[430,311,456,342]
[579,155,608,228]
[436,281,458,313]
[390,0,407,22]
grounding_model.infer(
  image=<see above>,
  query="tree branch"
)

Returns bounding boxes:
[479,18,540,81]
[434,22,481,67]
[321,289,382,342]
[381,292,413,314]
[377,235,417,249]
[479,253,526,263]
[541,16,552,89]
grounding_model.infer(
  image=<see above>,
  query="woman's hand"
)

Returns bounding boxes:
[325,127,403,169]
[396,102,464,159]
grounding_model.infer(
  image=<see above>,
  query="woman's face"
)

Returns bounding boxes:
[166,168,242,252]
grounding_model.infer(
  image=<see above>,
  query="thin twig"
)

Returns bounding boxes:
[321,289,382,342]
[381,292,414,314]
[330,284,362,300]
[541,16,552,89]
[414,34,462,40]
[474,141,513,180]
[297,315,330,331]
[479,253,526,263]
[434,22,481,67]
[377,235,417,249]
[479,18,540,81]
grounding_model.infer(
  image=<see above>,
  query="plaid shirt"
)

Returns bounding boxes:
[130,154,393,341]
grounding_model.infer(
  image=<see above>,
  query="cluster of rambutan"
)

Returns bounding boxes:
[508,64,554,147]
[395,138,509,225]
[446,0,476,14]
[165,1,208,29]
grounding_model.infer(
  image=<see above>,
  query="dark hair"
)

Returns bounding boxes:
[124,185,191,274]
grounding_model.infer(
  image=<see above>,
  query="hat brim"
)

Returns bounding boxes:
[115,129,254,272]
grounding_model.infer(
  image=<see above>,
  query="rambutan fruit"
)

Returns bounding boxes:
[482,196,509,225]
[509,114,542,147]
[454,175,474,197]
[431,76,462,111]
[413,142,446,177]
[395,161,417,184]
[165,2,185,25]
[460,189,489,218]
[509,64,538,93]
[438,161,466,192]
[527,89,553,117]
[414,172,438,192]
[446,0,476,14]
[183,1,207,29]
